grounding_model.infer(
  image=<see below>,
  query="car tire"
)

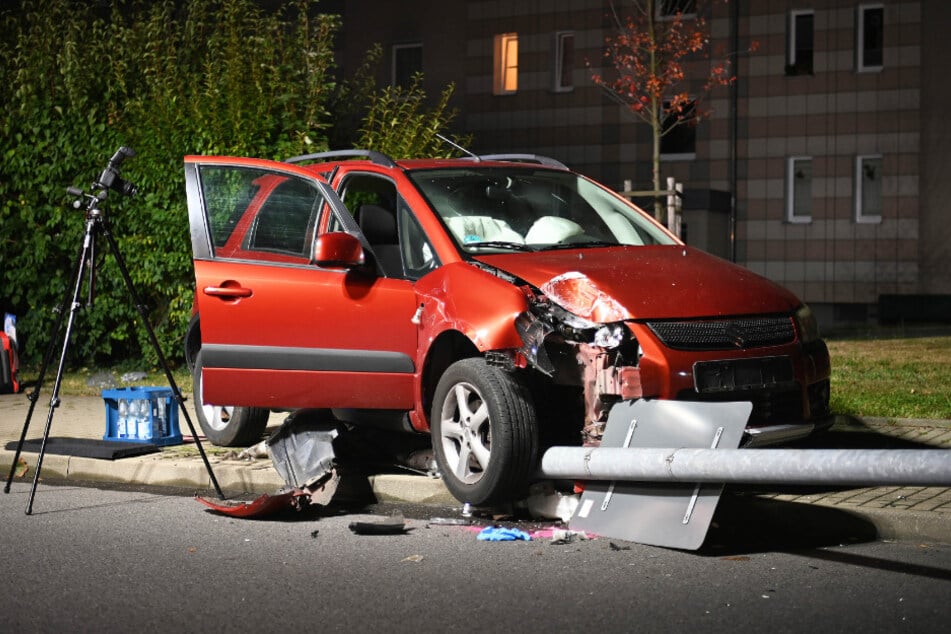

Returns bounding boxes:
[192,350,269,447]
[431,357,538,506]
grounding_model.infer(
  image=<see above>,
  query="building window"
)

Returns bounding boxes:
[855,155,883,223]
[660,99,697,158]
[552,31,574,92]
[786,10,814,76]
[493,33,518,95]
[856,5,884,72]
[657,0,697,19]
[786,157,812,223]
[392,43,423,88]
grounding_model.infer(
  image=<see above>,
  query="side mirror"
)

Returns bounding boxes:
[313,232,365,269]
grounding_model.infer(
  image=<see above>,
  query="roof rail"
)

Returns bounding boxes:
[473,154,569,170]
[284,149,397,168]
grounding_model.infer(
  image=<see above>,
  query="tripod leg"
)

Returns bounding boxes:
[25,218,97,514]
[4,220,89,497]
[99,224,225,499]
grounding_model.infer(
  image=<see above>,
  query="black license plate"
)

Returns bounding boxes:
[693,356,795,393]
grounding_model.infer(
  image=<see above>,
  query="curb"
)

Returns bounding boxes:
[3,448,948,546]
[0,448,457,504]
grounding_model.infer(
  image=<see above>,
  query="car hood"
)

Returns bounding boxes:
[474,246,801,322]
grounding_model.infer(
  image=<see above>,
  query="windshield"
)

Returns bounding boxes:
[407,167,676,253]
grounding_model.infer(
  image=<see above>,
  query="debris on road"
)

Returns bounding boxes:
[525,481,579,522]
[196,489,309,518]
[550,529,589,545]
[477,526,533,541]
[349,513,409,535]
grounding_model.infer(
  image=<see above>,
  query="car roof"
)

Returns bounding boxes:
[284,149,570,174]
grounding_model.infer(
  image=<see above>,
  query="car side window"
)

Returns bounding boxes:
[336,173,438,279]
[198,166,322,262]
[399,200,439,278]
[246,177,318,256]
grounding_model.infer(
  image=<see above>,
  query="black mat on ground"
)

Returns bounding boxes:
[5,438,159,460]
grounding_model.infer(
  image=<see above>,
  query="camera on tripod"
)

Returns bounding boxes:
[95,146,138,197]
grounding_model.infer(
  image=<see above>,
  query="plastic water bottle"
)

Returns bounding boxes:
[136,398,151,439]
[117,399,129,438]
[154,398,166,438]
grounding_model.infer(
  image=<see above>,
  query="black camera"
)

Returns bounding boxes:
[95,146,138,197]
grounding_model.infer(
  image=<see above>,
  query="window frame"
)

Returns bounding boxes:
[856,4,884,73]
[493,33,519,96]
[786,9,815,76]
[656,0,697,20]
[660,98,698,160]
[786,156,813,224]
[552,31,575,93]
[854,154,883,224]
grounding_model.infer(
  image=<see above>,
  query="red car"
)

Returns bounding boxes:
[183,151,831,505]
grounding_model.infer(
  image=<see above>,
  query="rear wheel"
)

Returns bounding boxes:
[192,350,269,447]
[431,358,538,506]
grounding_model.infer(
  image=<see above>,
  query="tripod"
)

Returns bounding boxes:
[3,147,224,513]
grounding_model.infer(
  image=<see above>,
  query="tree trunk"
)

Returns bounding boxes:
[652,104,663,222]
[647,0,664,223]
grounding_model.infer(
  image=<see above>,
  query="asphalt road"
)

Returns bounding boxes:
[1,480,950,633]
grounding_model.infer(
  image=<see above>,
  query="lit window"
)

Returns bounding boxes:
[552,31,574,92]
[787,10,814,76]
[856,5,884,72]
[493,33,518,95]
[392,43,423,88]
[855,155,883,223]
[786,156,812,223]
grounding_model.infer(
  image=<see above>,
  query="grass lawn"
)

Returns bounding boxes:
[827,334,951,421]
[14,334,951,422]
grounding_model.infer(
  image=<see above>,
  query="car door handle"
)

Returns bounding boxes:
[203,285,253,299]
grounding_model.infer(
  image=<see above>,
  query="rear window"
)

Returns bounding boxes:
[198,166,323,260]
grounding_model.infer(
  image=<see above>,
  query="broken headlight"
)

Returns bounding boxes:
[593,324,626,349]
[546,303,634,352]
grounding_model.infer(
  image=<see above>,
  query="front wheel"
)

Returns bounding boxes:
[192,350,269,447]
[431,358,538,506]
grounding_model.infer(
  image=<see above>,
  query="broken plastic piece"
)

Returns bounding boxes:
[525,482,579,523]
[550,529,589,545]
[476,526,532,541]
[195,490,306,518]
[348,513,409,535]
[268,412,339,489]
[430,516,468,526]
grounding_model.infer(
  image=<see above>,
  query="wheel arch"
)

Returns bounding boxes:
[419,329,480,429]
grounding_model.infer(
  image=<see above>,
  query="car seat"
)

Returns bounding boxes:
[356,203,403,276]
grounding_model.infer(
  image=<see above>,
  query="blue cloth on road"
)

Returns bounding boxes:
[477,526,532,541]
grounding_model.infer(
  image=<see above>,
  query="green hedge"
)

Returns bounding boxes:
[0,0,339,367]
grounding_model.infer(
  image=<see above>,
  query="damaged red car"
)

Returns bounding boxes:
[183,151,831,506]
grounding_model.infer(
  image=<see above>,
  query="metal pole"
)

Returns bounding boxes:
[541,447,951,487]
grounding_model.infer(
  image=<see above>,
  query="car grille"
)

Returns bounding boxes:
[677,386,804,425]
[646,316,796,351]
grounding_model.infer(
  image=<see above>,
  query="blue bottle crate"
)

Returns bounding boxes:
[102,387,182,446]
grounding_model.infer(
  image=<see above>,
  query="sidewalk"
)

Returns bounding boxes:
[1,391,948,543]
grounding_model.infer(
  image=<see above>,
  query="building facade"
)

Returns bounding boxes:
[327,0,950,327]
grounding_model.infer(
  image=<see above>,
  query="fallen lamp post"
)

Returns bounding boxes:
[541,399,950,550]
[540,447,951,487]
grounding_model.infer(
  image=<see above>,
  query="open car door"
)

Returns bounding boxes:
[184,156,418,411]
